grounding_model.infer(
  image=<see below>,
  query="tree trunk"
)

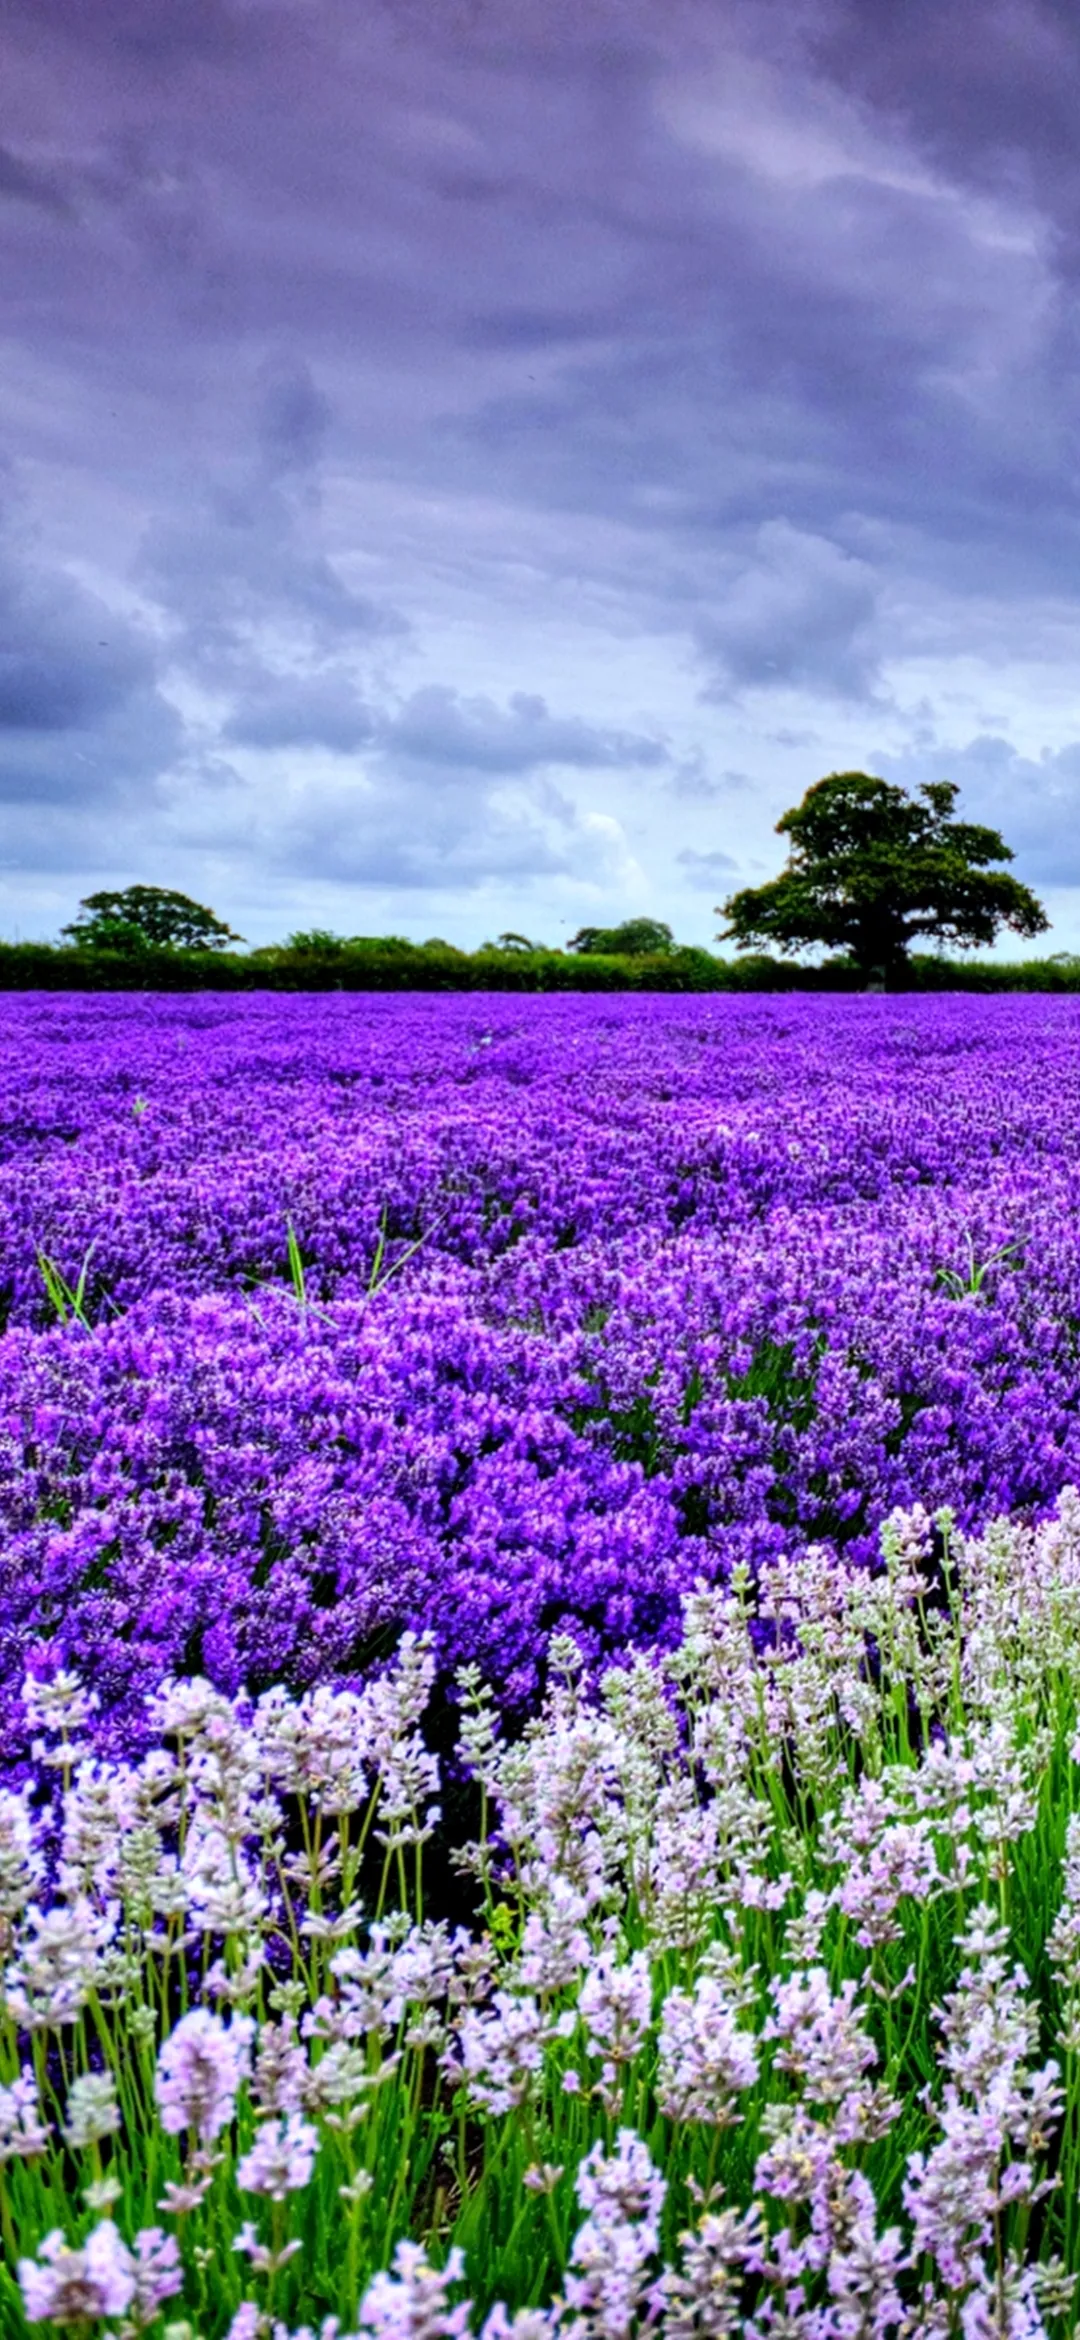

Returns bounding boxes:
[854,918,909,989]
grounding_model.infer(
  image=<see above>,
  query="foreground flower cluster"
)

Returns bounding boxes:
[5,1494,1080,2336]
[5,991,1080,1751]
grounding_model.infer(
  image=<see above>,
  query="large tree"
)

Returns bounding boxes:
[717,773,1047,980]
[567,918,675,956]
[62,885,243,954]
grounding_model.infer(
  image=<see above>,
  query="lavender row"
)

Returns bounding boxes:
[2,990,1080,1751]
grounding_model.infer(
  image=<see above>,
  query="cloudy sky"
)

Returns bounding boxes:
[3,0,1080,948]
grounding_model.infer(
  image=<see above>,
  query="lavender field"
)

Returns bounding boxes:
[10,990,1080,2338]
[2,988,1079,1753]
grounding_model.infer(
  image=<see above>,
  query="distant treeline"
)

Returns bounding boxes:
[4,938,1080,990]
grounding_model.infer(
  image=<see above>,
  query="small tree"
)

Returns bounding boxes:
[717,773,1047,982]
[63,886,243,954]
[567,918,675,957]
[285,928,346,955]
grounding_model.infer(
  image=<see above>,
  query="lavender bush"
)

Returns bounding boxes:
[2,992,1080,1750]
[4,1499,1080,2336]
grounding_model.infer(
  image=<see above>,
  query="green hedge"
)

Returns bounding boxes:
[3,942,1080,991]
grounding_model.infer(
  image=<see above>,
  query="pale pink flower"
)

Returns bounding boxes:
[835,1821,942,1948]
[655,2202,762,2340]
[237,2112,318,2199]
[480,2309,558,2340]
[562,2132,665,2340]
[656,1973,759,2124]
[155,2007,253,2141]
[451,1991,549,2115]
[754,2105,843,2208]
[234,2221,302,2276]
[225,2307,263,2340]
[764,1968,878,2105]
[19,2221,135,2325]
[22,1670,99,1753]
[516,1883,591,1992]
[903,2094,1003,2288]
[252,2015,308,2115]
[358,2239,471,2340]
[129,2229,182,2327]
[578,1952,652,2069]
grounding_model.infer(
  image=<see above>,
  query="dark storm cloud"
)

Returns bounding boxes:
[880,735,1080,892]
[378,688,668,777]
[222,678,667,769]
[255,357,333,481]
[136,475,403,684]
[0,523,183,818]
[668,757,754,800]
[6,0,1080,918]
[811,0,1080,215]
[2,0,264,65]
[6,0,1067,603]
[128,355,406,718]
[676,847,738,880]
[0,145,72,217]
[696,524,883,702]
[221,673,375,753]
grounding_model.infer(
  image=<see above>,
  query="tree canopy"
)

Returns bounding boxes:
[63,886,243,954]
[284,928,347,955]
[567,918,675,957]
[717,773,1048,980]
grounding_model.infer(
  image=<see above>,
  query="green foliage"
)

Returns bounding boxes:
[718,772,1048,978]
[935,1232,1021,1299]
[285,1217,309,1306]
[726,1332,820,1426]
[567,917,676,956]
[5,924,1080,995]
[284,928,347,955]
[64,915,152,957]
[63,885,244,954]
[9,1508,1080,2331]
[35,1242,98,1331]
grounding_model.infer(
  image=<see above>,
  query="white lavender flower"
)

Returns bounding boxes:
[3,1895,115,2031]
[0,2067,49,2163]
[62,2070,121,2150]
[22,1669,99,1755]
[0,1786,44,1945]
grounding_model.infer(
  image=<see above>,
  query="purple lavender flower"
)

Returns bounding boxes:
[1,992,1080,1749]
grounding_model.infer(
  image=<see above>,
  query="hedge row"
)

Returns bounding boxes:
[2,942,1080,991]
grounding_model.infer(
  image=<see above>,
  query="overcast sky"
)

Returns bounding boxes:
[4,0,1080,948]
